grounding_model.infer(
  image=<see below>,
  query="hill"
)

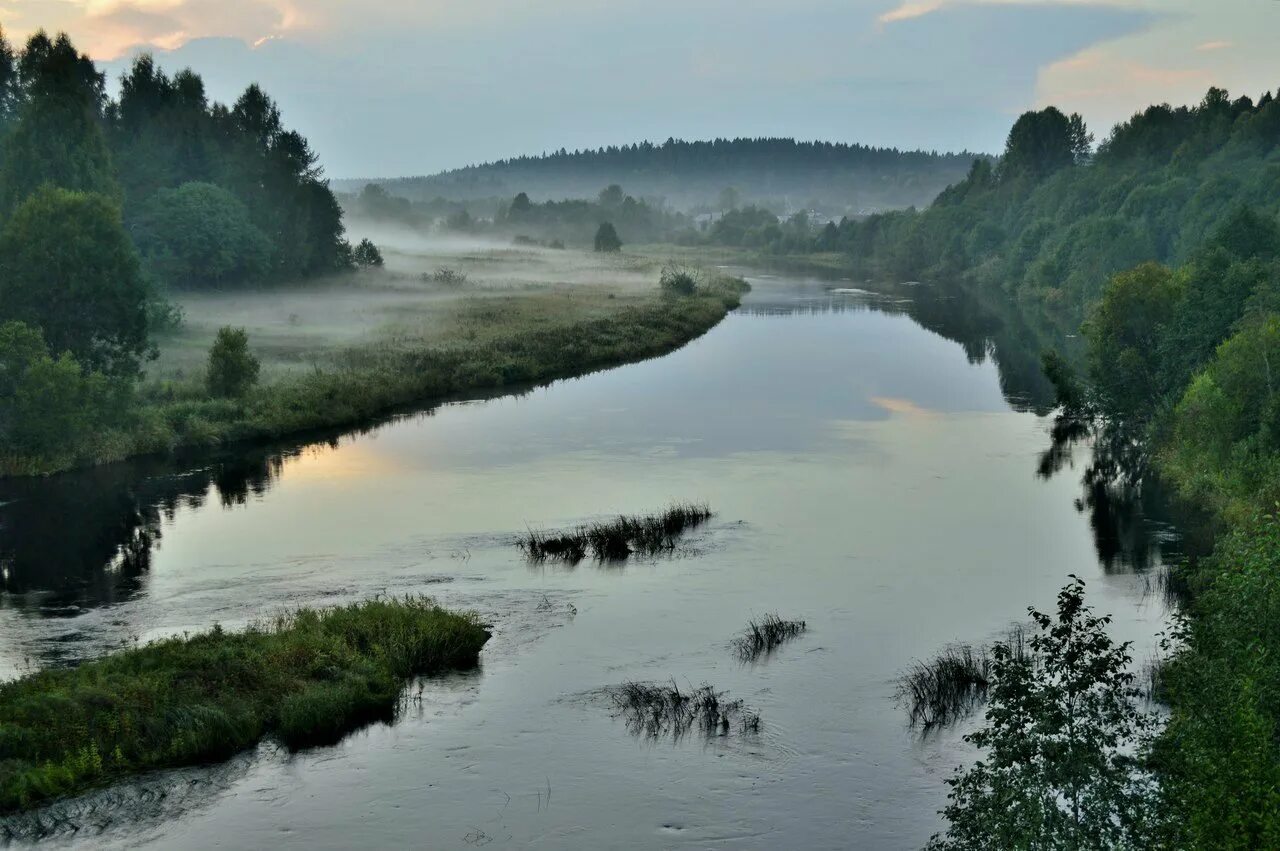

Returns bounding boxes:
[335,137,983,216]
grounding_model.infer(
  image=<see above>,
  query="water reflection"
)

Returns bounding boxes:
[0,272,1176,621]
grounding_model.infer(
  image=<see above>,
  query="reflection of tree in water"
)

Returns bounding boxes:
[1037,411,1191,574]
[0,443,324,613]
[743,269,1184,572]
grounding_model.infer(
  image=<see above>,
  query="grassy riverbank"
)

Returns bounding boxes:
[0,598,489,814]
[1,244,748,477]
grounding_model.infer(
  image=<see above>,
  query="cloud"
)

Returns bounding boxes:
[1195,39,1232,52]
[878,1,945,24]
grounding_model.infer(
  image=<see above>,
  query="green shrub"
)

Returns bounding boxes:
[206,327,261,399]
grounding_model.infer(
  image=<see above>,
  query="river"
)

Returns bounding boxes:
[0,270,1180,849]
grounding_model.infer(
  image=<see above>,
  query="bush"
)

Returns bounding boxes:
[0,321,124,458]
[206,327,260,399]
[352,238,384,268]
[594,221,622,253]
[660,263,700,296]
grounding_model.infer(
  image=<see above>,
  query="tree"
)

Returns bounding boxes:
[718,186,740,211]
[0,320,122,457]
[131,181,272,287]
[0,32,118,214]
[1000,107,1080,181]
[594,221,622,252]
[928,578,1162,850]
[597,184,624,207]
[1083,262,1183,418]
[206,327,260,398]
[0,187,149,376]
[352,238,384,268]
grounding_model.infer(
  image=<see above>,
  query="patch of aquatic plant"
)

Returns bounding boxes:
[0,598,489,815]
[520,502,713,562]
[897,626,1029,731]
[605,680,760,740]
[732,614,808,661]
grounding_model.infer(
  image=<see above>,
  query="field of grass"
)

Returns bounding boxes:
[3,237,748,476]
[0,598,489,814]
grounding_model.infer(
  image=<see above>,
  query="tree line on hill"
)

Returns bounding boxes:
[342,137,982,215]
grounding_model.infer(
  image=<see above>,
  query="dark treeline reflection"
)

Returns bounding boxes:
[0,440,325,612]
[747,269,1187,573]
[0,275,1186,616]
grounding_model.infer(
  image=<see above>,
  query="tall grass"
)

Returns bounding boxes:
[732,614,807,661]
[605,680,760,740]
[520,502,713,562]
[0,598,489,814]
[897,626,1029,730]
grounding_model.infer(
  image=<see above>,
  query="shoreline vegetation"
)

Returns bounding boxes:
[1,260,748,479]
[0,598,490,815]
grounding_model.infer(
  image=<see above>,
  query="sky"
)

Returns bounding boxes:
[2,1,1276,178]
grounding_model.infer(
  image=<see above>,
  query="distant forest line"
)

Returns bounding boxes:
[335,137,983,216]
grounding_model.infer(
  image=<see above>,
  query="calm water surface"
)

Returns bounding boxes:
[0,273,1178,849]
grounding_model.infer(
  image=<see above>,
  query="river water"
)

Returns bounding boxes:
[0,272,1179,849]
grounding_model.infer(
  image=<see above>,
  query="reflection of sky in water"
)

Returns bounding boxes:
[365,306,1011,470]
[0,278,1178,849]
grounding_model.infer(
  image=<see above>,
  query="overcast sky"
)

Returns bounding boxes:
[4,1,1277,178]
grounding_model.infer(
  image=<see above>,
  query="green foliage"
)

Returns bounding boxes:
[131,182,272,287]
[1151,512,1280,850]
[352,238,384,268]
[206,326,260,399]
[929,578,1162,850]
[594,221,622,253]
[0,32,118,214]
[0,598,489,814]
[1082,262,1183,418]
[0,186,149,376]
[1000,106,1086,181]
[0,321,125,460]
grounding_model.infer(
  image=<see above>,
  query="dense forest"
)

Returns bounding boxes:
[338,138,982,216]
[810,89,1280,848]
[0,28,359,472]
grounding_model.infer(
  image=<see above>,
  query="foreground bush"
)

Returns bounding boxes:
[0,598,489,814]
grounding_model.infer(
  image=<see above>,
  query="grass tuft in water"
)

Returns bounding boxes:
[732,614,808,661]
[897,627,1029,731]
[0,597,489,815]
[521,502,713,562]
[605,680,760,740]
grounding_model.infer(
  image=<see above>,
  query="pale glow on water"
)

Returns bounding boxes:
[0,275,1176,848]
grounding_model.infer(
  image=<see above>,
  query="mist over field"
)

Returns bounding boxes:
[2,2,1280,848]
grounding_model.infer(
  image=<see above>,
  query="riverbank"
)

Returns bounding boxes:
[0,598,489,815]
[1,243,747,477]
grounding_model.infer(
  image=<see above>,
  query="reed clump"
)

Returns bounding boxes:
[897,626,1029,730]
[606,680,760,740]
[732,614,808,661]
[0,598,489,815]
[521,502,713,562]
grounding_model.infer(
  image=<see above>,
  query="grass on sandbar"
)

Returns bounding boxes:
[0,597,489,815]
[520,502,713,562]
